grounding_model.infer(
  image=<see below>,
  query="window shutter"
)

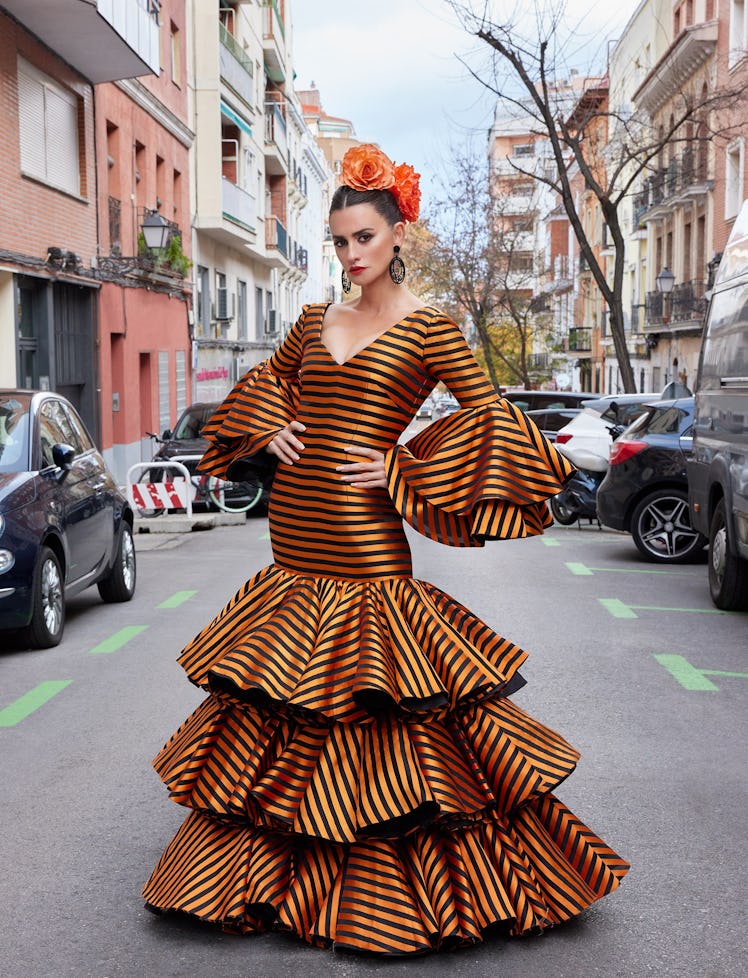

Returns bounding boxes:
[18,66,46,181]
[45,84,79,195]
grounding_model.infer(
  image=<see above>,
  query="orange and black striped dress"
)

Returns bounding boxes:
[142,303,628,954]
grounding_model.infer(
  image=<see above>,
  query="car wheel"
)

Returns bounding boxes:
[550,495,578,525]
[97,522,136,603]
[22,546,65,648]
[630,488,706,563]
[708,499,748,610]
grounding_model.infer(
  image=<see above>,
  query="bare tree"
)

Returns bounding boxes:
[448,1,748,391]
[410,150,550,390]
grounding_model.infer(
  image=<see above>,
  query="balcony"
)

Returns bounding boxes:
[222,179,257,234]
[637,147,710,220]
[265,103,288,175]
[220,21,254,107]
[568,327,592,352]
[262,1,286,82]
[645,280,707,330]
[634,21,718,116]
[266,215,288,259]
[3,0,160,83]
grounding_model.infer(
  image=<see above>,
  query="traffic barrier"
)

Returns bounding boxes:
[126,461,195,518]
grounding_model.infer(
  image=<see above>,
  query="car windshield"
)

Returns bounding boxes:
[172,405,217,440]
[629,405,687,436]
[0,394,31,473]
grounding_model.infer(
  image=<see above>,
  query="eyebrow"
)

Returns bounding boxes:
[334,227,376,239]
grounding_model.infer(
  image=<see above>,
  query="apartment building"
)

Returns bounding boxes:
[0,0,161,445]
[95,0,193,482]
[188,0,332,403]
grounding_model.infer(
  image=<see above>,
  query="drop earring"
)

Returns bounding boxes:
[341,269,352,294]
[389,245,406,284]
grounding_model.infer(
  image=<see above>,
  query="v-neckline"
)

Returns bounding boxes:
[316,302,430,367]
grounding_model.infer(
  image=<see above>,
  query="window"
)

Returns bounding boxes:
[170,22,181,86]
[730,0,747,68]
[237,280,248,339]
[158,352,170,435]
[175,351,187,414]
[39,400,79,467]
[197,266,210,337]
[255,286,264,339]
[726,140,743,218]
[17,57,81,197]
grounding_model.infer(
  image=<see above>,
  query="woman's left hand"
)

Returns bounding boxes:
[337,445,387,488]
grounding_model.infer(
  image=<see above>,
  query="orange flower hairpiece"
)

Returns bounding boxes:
[340,144,422,223]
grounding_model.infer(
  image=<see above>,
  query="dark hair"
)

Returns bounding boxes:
[329,185,403,225]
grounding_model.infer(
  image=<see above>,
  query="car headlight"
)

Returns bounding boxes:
[0,549,14,574]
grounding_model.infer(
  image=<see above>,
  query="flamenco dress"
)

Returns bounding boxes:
[142,303,629,954]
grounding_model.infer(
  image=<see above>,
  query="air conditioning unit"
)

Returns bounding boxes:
[266,309,279,333]
[216,287,234,321]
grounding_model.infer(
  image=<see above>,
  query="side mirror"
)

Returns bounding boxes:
[162,429,173,440]
[52,443,76,471]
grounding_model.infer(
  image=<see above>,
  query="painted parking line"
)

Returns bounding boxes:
[88,625,149,654]
[157,590,197,609]
[599,597,726,619]
[259,530,271,540]
[541,537,561,547]
[654,654,748,691]
[0,680,73,727]
[566,561,692,577]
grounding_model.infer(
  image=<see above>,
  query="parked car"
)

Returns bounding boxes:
[524,407,582,443]
[597,398,706,562]
[148,401,264,513]
[432,394,460,419]
[0,390,136,648]
[554,394,658,470]
[499,390,597,412]
[415,396,436,419]
[688,200,748,609]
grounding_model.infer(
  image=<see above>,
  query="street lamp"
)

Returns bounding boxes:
[141,211,170,251]
[655,266,675,294]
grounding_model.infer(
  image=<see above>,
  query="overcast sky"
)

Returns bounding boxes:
[290,0,638,196]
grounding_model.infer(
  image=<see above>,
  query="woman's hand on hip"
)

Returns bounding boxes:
[337,445,387,488]
[267,420,306,465]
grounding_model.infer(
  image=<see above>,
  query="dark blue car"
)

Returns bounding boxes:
[0,390,136,648]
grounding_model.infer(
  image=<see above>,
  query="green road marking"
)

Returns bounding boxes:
[599,598,638,618]
[632,604,724,614]
[157,590,197,609]
[566,562,690,576]
[259,530,271,540]
[652,655,748,691]
[88,625,148,654]
[600,598,727,618]
[541,537,561,547]
[0,680,73,727]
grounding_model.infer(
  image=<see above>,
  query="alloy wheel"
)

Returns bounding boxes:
[631,490,704,562]
[41,556,63,636]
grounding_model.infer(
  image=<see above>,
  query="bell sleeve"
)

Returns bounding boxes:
[384,314,575,547]
[197,308,305,480]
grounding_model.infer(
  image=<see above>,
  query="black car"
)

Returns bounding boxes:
[147,401,265,513]
[0,390,136,648]
[499,390,597,411]
[597,397,706,563]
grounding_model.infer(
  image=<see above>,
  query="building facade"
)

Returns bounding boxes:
[0,0,161,450]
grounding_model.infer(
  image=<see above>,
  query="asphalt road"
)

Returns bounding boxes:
[1,515,746,978]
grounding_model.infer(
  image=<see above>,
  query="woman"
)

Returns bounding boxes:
[143,145,628,954]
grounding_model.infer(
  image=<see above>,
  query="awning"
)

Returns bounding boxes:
[220,101,252,136]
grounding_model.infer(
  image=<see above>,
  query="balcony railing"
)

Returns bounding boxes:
[266,215,288,258]
[219,21,253,105]
[637,146,710,217]
[222,178,257,232]
[568,327,592,352]
[528,353,553,370]
[265,104,288,161]
[646,281,707,326]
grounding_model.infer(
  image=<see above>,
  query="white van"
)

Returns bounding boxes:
[688,201,748,610]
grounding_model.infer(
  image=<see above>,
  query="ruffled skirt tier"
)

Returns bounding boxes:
[143,564,628,953]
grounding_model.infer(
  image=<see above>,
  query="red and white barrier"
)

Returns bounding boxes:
[126,461,196,517]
